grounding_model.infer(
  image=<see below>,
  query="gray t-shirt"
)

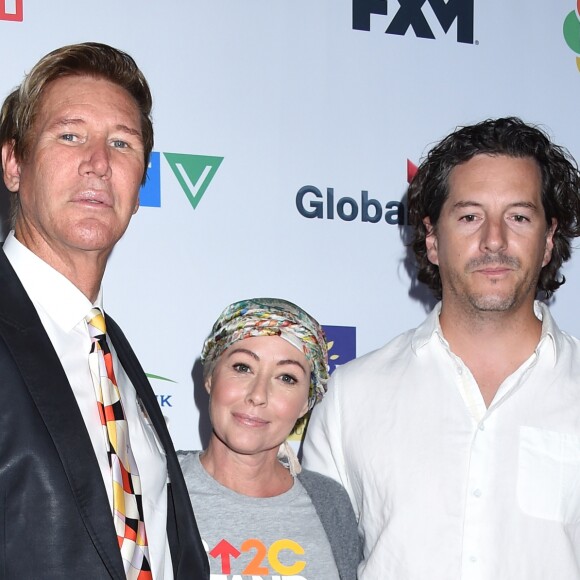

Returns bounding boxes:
[178,450,340,580]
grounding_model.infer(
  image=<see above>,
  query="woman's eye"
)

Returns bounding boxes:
[233,363,251,373]
[280,374,297,385]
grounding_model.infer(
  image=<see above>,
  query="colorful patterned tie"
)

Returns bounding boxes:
[86,308,152,580]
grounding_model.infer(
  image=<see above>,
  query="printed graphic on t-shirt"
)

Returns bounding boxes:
[203,536,308,579]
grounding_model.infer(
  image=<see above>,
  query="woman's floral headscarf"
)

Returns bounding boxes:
[201,298,329,410]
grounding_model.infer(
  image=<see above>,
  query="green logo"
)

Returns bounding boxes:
[164,153,223,210]
[563,3,580,71]
[145,373,177,383]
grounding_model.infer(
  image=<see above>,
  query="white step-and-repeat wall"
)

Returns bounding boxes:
[1,0,579,450]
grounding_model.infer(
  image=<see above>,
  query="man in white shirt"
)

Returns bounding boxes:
[0,43,208,578]
[303,117,580,579]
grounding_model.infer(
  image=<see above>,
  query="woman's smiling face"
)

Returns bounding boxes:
[206,335,311,458]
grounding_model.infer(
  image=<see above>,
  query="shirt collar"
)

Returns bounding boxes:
[532,300,559,362]
[412,299,559,363]
[412,302,442,352]
[3,231,103,332]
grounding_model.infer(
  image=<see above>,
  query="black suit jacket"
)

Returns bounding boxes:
[0,249,208,579]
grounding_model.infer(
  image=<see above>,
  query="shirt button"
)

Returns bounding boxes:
[473,489,482,497]
[470,556,477,563]
[479,423,485,431]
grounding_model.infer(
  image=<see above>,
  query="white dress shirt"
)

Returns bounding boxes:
[303,301,580,580]
[4,231,173,579]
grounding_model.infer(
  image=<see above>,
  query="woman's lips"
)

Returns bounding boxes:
[232,412,269,427]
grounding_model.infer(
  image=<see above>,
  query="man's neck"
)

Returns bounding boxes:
[13,230,107,303]
[439,299,542,407]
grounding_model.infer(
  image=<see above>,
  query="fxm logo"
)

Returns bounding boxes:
[353,0,474,44]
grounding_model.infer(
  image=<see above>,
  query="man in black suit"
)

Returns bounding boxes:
[0,43,208,579]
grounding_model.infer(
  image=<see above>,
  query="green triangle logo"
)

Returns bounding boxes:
[164,153,223,209]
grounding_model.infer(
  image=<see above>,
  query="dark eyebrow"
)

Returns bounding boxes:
[277,359,309,375]
[508,201,539,211]
[451,201,483,210]
[226,347,259,361]
[451,200,540,211]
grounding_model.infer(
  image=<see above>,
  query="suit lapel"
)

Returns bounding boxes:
[0,250,125,580]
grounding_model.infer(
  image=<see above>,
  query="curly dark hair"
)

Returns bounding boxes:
[407,117,580,300]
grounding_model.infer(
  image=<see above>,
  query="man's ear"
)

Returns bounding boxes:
[423,217,439,266]
[2,141,21,192]
[204,376,212,395]
[542,218,557,267]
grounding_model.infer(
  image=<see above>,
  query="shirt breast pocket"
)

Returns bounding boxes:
[517,426,580,523]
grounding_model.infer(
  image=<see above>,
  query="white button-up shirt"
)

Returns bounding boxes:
[4,231,173,579]
[303,301,580,580]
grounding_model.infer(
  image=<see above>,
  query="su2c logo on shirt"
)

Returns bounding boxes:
[203,537,307,579]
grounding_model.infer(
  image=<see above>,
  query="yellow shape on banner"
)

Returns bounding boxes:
[288,413,309,442]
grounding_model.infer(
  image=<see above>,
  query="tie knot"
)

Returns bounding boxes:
[86,307,107,336]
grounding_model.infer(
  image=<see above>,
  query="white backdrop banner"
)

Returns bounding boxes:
[1,0,579,450]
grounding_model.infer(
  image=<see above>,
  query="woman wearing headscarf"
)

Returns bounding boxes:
[178,298,360,579]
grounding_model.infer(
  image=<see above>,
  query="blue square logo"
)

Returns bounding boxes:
[323,325,356,374]
[139,151,161,207]
[288,324,357,443]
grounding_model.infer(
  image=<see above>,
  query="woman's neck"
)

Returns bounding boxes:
[200,438,294,498]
